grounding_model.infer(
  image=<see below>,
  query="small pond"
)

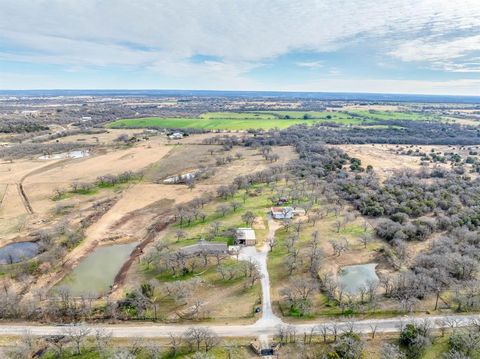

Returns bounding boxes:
[0,241,40,264]
[39,150,90,160]
[339,263,379,294]
[54,241,138,297]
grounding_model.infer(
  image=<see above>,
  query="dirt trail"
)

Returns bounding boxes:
[17,183,33,214]
[15,158,74,214]
[0,184,8,208]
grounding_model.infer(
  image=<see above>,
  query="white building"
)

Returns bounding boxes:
[168,132,184,140]
[235,228,256,246]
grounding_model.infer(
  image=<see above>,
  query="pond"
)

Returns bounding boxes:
[38,150,90,160]
[0,241,40,264]
[54,241,138,297]
[339,263,379,294]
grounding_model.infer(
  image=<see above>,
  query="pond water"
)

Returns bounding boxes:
[339,263,379,294]
[0,241,40,264]
[38,150,90,160]
[54,241,138,297]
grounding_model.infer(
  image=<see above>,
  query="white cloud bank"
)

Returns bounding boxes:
[0,0,480,93]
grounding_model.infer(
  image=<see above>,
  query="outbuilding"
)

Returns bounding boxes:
[235,228,256,246]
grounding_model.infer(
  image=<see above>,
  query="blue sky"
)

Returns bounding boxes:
[1,0,480,95]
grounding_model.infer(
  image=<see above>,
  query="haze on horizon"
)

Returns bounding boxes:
[1,0,480,96]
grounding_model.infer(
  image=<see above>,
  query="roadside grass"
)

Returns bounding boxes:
[41,344,255,359]
[421,336,450,359]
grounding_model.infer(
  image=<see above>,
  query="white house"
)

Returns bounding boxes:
[271,207,294,220]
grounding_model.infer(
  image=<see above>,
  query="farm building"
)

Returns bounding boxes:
[271,207,306,219]
[271,207,294,219]
[235,228,256,246]
[179,240,227,255]
[168,132,184,140]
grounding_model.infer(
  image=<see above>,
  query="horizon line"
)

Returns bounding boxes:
[1,88,480,99]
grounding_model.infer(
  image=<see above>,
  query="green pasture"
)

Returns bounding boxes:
[107,109,436,131]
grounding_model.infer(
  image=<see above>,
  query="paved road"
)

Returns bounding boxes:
[0,314,479,338]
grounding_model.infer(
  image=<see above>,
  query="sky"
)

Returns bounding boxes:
[1,0,480,95]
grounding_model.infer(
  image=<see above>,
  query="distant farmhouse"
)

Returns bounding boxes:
[235,228,256,246]
[270,206,305,219]
[270,206,294,220]
[168,132,184,140]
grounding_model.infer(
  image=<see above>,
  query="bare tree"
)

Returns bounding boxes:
[6,331,36,359]
[184,327,219,353]
[358,233,372,249]
[168,332,182,357]
[66,325,91,355]
[231,201,242,212]
[94,329,112,359]
[175,230,187,243]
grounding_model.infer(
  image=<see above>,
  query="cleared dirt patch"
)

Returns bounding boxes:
[339,144,423,181]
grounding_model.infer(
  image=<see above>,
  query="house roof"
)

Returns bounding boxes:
[236,228,256,240]
[271,207,293,214]
[179,240,227,255]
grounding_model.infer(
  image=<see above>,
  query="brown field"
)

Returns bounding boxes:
[338,143,480,181]
[338,144,423,180]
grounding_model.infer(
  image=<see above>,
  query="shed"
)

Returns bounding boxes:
[235,228,256,246]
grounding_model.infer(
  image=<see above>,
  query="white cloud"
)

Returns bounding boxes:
[278,78,480,96]
[1,0,479,64]
[296,61,324,69]
[389,35,480,72]
[0,0,480,90]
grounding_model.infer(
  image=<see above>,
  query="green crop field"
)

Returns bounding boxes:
[107,116,342,130]
[106,109,435,131]
[107,111,372,130]
[347,109,434,121]
[200,111,278,120]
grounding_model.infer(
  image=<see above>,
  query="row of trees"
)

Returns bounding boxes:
[6,325,222,358]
